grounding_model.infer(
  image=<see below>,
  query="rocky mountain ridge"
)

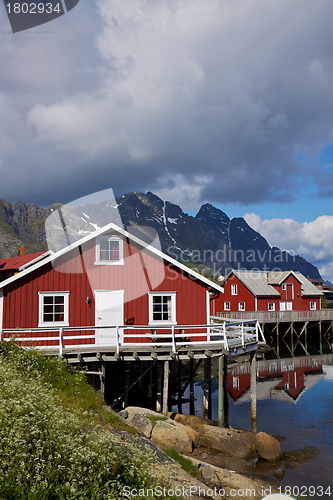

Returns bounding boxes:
[0,192,321,279]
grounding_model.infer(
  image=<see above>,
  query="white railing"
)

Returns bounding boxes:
[0,319,264,357]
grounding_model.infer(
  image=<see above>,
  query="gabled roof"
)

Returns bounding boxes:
[0,223,224,293]
[0,251,50,271]
[294,272,324,297]
[226,270,280,297]
[267,270,302,285]
[224,269,323,297]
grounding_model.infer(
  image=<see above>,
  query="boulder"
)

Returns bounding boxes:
[182,425,200,448]
[199,425,256,460]
[151,420,194,454]
[255,432,281,461]
[125,406,173,422]
[127,413,153,438]
[199,464,221,489]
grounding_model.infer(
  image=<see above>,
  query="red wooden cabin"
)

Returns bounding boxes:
[216,270,322,314]
[0,223,224,348]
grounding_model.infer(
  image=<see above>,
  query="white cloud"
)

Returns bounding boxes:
[244,213,333,281]
[1,0,333,209]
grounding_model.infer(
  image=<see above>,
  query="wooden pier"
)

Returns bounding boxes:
[1,318,265,426]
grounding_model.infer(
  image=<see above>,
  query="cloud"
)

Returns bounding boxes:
[244,213,333,281]
[1,0,333,208]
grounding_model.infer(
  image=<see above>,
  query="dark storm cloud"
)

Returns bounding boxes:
[1,0,333,208]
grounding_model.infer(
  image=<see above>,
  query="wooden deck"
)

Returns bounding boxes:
[215,310,333,323]
[1,319,265,363]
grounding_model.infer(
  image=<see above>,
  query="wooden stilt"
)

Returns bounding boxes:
[203,357,211,419]
[123,361,131,409]
[156,362,163,413]
[162,360,169,415]
[305,322,308,352]
[218,354,224,427]
[100,361,106,399]
[276,323,280,358]
[178,360,182,414]
[189,357,195,415]
[250,350,257,434]
[291,322,294,356]
[319,321,323,354]
[223,354,229,428]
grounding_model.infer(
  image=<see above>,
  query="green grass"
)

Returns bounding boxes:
[0,342,175,499]
[163,449,202,479]
[146,415,170,427]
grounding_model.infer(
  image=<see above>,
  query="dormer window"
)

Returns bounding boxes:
[95,236,124,265]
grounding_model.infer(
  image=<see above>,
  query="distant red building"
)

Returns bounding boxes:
[216,270,323,313]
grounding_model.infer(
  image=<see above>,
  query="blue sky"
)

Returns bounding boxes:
[1,0,333,279]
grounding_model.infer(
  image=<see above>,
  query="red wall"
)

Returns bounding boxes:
[3,237,209,344]
[214,275,256,312]
[215,273,321,313]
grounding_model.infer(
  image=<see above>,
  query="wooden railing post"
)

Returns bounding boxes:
[171,326,176,353]
[59,328,63,357]
[116,327,120,356]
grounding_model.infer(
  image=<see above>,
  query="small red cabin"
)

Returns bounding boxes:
[0,223,224,347]
[216,270,322,314]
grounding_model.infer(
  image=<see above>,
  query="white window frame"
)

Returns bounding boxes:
[38,292,70,327]
[310,301,316,310]
[238,302,245,311]
[148,292,177,325]
[224,301,230,311]
[231,284,238,295]
[268,302,275,311]
[95,235,124,265]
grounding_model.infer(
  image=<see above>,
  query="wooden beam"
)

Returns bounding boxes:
[123,361,131,409]
[250,351,257,433]
[203,357,211,419]
[218,355,224,427]
[162,360,169,415]
[156,362,163,413]
[189,357,195,415]
[100,361,106,399]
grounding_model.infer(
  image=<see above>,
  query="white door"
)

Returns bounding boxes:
[95,290,124,345]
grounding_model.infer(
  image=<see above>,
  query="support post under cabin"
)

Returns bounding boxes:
[162,360,169,415]
[203,357,212,420]
[218,354,225,427]
[100,360,106,399]
[156,362,163,413]
[189,357,195,415]
[250,350,257,433]
[123,361,131,409]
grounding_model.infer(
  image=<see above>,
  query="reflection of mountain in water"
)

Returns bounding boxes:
[229,354,333,404]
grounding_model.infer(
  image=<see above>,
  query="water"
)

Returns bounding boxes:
[173,354,333,492]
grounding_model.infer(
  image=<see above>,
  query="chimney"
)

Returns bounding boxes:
[18,247,26,256]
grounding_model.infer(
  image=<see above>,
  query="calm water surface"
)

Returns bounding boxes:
[175,356,333,493]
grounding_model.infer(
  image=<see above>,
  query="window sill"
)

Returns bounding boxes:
[94,260,124,266]
[38,322,69,328]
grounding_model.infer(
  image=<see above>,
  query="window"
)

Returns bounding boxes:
[38,292,69,327]
[224,302,230,311]
[148,292,176,324]
[238,302,245,311]
[95,235,123,265]
[231,284,238,295]
[268,302,275,311]
[310,302,316,310]
[233,377,239,390]
[282,284,286,290]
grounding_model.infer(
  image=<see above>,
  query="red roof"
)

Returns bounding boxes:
[0,252,46,271]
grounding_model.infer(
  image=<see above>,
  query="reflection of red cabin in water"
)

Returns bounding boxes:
[229,358,323,402]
